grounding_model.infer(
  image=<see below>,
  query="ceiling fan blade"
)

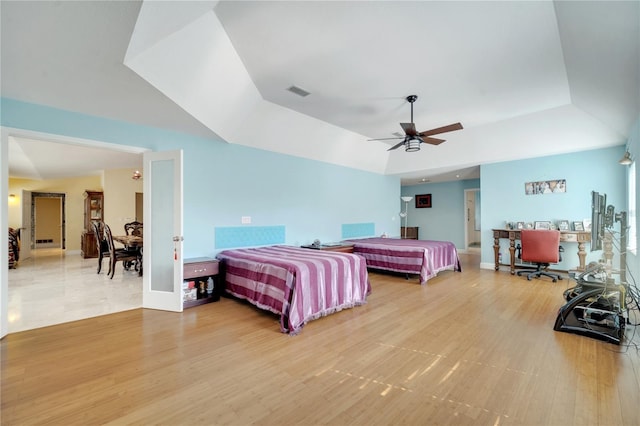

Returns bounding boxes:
[387,140,407,151]
[418,122,463,137]
[367,137,404,141]
[400,122,417,136]
[422,136,446,145]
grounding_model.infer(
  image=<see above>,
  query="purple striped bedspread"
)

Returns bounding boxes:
[343,238,461,284]
[216,245,370,334]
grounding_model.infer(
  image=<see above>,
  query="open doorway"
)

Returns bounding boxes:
[3,129,147,336]
[31,192,66,250]
[464,189,481,253]
[135,192,144,222]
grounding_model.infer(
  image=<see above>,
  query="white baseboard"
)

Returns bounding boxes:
[480,262,497,270]
[459,248,481,255]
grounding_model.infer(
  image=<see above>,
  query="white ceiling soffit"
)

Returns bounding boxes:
[0,1,219,141]
[125,0,637,182]
[555,1,640,135]
[125,2,389,174]
[3,1,636,183]
[124,0,219,62]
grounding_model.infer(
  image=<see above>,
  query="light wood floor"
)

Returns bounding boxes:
[2,253,640,425]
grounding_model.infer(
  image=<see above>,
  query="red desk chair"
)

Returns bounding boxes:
[516,229,563,282]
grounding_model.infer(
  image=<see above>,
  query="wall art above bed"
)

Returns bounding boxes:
[415,193,432,208]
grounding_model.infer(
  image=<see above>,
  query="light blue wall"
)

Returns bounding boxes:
[481,146,626,270]
[3,97,635,273]
[401,179,480,247]
[399,147,628,272]
[1,98,400,257]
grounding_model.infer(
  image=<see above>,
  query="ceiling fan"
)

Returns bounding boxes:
[369,95,463,152]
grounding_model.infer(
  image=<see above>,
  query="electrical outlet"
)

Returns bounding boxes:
[241,216,251,224]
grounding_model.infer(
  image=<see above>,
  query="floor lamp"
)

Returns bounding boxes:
[400,196,413,238]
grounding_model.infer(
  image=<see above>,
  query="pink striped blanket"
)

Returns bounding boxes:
[216,245,370,334]
[344,238,461,284]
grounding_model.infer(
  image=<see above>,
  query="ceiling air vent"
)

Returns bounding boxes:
[287,85,310,97]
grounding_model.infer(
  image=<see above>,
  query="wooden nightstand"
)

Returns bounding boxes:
[400,226,419,239]
[301,244,354,253]
[183,257,220,308]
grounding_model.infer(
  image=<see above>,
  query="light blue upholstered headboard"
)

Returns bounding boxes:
[341,222,375,239]
[215,225,286,249]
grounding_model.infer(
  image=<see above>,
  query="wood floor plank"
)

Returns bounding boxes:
[2,253,640,425]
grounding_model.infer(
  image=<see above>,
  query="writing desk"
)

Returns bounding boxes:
[492,229,591,274]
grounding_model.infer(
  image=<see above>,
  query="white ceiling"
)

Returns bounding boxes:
[7,136,145,181]
[2,1,638,185]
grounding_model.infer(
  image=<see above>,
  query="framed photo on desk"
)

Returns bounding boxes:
[573,221,584,231]
[534,221,551,230]
[557,220,570,231]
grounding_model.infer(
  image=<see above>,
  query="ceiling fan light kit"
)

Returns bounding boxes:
[369,94,463,152]
[405,138,421,152]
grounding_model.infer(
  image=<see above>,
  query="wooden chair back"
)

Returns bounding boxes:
[92,221,110,274]
[104,223,139,279]
[124,221,143,237]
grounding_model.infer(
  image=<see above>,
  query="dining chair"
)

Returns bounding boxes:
[92,221,111,275]
[124,221,143,237]
[8,227,20,269]
[122,221,143,271]
[104,223,140,279]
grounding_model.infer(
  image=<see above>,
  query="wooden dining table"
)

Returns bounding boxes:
[112,235,143,276]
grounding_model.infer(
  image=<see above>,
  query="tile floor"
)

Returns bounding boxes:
[7,248,142,333]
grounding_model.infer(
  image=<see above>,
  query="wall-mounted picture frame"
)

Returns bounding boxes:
[573,221,584,231]
[557,220,570,231]
[534,221,551,230]
[415,194,432,208]
[524,179,567,195]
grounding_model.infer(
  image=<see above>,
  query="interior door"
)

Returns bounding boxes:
[142,150,184,312]
[21,190,32,259]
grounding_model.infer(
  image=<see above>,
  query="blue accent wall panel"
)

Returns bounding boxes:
[342,223,375,239]
[215,226,285,249]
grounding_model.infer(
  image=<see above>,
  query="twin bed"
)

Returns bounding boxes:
[344,237,461,284]
[216,245,370,334]
[216,238,460,334]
